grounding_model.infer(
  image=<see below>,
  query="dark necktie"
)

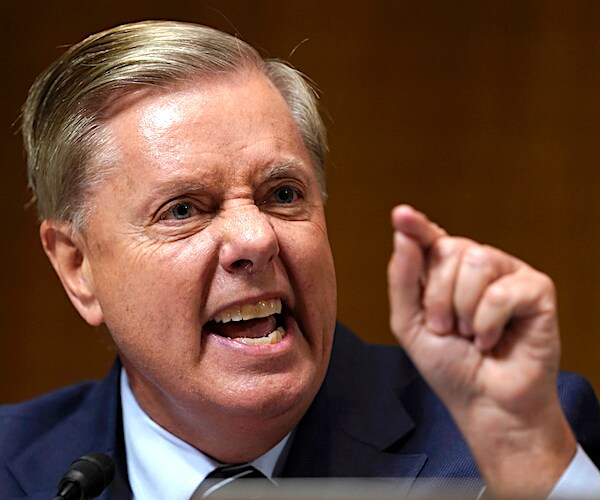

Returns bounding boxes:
[190,464,274,499]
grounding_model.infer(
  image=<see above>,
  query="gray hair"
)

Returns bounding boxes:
[22,20,328,230]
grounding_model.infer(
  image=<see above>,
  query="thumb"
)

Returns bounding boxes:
[387,229,425,344]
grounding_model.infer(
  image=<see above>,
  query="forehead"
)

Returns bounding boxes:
[105,70,300,142]
[102,70,310,183]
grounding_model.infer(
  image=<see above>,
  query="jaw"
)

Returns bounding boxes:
[121,320,324,463]
[119,296,334,463]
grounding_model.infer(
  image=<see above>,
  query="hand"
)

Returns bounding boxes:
[387,205,576,497]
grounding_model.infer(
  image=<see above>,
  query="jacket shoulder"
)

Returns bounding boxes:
[0,362,123,499]
[0,381,99,457]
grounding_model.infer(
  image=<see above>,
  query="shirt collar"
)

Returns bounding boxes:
[120,368,290,500]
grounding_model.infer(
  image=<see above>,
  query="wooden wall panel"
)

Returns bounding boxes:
[1,1,599,402]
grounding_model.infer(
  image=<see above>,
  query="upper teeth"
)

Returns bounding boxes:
[212,299,282,323]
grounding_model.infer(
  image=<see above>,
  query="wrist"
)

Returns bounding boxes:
[456,401,577,497]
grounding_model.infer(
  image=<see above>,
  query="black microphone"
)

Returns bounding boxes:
[53,452,115,500]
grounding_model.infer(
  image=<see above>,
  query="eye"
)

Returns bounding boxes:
[273,186,297,204]
[162,202,194,220]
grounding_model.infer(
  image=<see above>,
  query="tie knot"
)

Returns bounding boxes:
[206,464,266,480]
[191,464,273,499]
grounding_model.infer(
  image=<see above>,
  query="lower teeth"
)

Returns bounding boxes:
[234,327,286,345]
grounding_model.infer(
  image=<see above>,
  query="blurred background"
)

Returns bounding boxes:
[2,1,600,403]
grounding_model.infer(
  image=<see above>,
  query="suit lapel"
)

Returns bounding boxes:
[281,324,427,482]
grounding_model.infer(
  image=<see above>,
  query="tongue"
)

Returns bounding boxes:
[211,316,277,339]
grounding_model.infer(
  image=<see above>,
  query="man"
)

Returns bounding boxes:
[1,20,599,499]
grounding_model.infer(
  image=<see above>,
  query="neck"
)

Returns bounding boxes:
[123,369,309,464]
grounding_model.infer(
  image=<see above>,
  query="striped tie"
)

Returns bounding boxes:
[190,464,274,499]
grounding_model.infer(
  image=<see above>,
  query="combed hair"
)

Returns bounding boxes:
[22,20,328,230]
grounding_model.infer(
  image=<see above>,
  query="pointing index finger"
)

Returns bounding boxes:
[391,205,447,249]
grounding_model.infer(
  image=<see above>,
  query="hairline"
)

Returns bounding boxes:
[23,22,328,232]
[73,64,325,233]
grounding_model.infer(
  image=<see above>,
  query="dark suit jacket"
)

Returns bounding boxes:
[2,324,599,499]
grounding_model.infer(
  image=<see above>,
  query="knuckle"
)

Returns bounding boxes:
[537,272,556,295]
[532,271,557,308]
[462,245,497,282]
[484,282,509,307]
[462,244,491,267]
[520,267,556,295]
[432,237,464,260]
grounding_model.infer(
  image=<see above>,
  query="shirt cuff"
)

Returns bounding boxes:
[549,444,600,498]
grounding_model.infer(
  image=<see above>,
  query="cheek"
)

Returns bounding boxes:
[295,220,335,283]
[88,234,217,345]
[277,220,337,318]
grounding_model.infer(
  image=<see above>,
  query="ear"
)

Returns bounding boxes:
[40,220,104,326]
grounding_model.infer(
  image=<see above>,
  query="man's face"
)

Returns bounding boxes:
[77,70,336,451]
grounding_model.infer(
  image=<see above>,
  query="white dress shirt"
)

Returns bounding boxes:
[121,368,600,499]
[121,369,290,500]
[550,444,600,497]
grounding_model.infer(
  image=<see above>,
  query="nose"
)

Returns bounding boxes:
[218,204,279,274]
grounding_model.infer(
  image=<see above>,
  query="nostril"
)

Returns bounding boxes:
[219,216,279,274]
[232,259,254,273]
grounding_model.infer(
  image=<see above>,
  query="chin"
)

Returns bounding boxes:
[214,366,321,423]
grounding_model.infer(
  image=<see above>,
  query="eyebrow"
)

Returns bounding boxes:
[261,159,306,181]
[146,158,307,204]
[149,179,210,199]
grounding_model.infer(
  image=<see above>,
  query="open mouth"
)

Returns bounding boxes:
[203,299,286,346]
